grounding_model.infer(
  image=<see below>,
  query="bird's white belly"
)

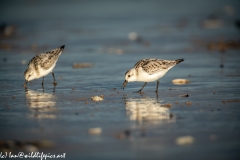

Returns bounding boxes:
[137,70,168,82]
[36,63,56,78]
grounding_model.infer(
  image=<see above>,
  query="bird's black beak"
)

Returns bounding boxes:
[121,80,128,90]
[24,80,28,88]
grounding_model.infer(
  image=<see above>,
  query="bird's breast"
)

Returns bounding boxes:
[137,69,168,82]
[36,63,56,78]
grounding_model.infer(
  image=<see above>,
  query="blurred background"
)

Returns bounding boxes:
[1,0,240,160]
[1,0,239,54]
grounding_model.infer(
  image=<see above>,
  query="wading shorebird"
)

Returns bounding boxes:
[24,45,65,88]
[121,58,184,93]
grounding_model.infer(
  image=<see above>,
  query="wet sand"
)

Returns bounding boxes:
[1,0,240,159]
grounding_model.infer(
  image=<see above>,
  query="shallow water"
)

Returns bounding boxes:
[1,0,240,159]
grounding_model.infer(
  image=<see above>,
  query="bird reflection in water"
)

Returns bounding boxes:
[25,89,57,119]
[124,96,175,125]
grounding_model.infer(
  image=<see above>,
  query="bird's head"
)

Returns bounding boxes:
[24,68,35,82]
[121,68,137,90]
[125,68,137,82]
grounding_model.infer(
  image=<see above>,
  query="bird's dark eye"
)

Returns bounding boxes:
[128,75,131,77]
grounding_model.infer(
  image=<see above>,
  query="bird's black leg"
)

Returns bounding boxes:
[136,82,147,93]
[52,72,57,85]
[24,80,29,92]
[24,80,28,88]
[42,77,44,86]
[41,77,45,91]
[155,80,160,93]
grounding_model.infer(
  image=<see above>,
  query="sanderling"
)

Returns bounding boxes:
[121,58,184,93]
[24,45,65,88]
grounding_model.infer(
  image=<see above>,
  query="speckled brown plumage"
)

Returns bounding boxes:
[134,58,184,75]
[28,47,63,75]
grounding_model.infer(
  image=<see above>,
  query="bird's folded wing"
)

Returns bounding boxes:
[29,53,55,70]
[141,60,168,75]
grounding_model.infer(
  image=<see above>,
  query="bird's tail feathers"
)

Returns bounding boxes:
[175,58,184,64]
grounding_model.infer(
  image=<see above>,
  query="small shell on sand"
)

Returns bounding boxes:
[176,136,195,145]
[128,32,139,41]
[88,127,102,135]
[91,95,104,101]
[172,79,190,85]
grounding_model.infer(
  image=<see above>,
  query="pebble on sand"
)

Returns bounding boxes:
[88,127,102,135]
[23,144,39,152]
[172,79,190,85]
[72,63,93,69]
[21,60,27,65]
